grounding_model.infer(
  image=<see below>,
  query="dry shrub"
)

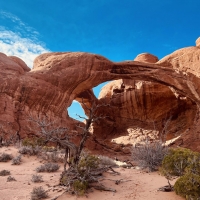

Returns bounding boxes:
[31,186,48,200]
[0,170,11,176]
[19,146,41,156]
[7,176,16,182]
[40,151,64,163]
[31,174,43,183]
[12,155,22,165]
[132,140,168,171]
[0,153,13,162]
[36,163,60,173]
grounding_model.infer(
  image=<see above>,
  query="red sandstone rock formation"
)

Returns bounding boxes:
[1,38,200,152]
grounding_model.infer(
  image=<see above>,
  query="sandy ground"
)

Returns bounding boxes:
[0,146,184,200]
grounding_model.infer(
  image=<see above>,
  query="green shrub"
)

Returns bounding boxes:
[186,155,200,175]
[160,148,200,199]
[174,172,200,200]
[160,148,195,178]
[78,154,99,171]
[60,153,100,195]
[73,180,88,196]
[22,137,45,147]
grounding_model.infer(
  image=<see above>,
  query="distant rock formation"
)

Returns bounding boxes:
[1,38,200,152]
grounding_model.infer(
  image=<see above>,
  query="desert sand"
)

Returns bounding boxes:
[0,146,184,200]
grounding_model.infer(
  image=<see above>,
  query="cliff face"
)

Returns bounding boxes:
[90,80,196,141]
[1,38,200,151]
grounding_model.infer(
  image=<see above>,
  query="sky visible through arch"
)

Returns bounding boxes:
[0,0,200,119]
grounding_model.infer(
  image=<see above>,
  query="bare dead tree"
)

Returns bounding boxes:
[27,114,77,171]
[27,100,119,194]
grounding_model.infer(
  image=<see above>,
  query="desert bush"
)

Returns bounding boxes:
[98,155,118,167]
[7,176,16,182]
[132,140,168,171]
[22,137,45,147]
[186,155,200,175]
[160,148,195,177]
[42,146,56,152]
[78,154,99,171]
[31,186,48,200]
[19,146,41,156]
[73,180,88,196]
[60,153,111,195]
[11,155,22,165]
[0,170,11,176]
[160,148,200,199]
[36,163,60,173]
[40,151,64,163]
[31,174,43,183]
[174,172,200,200]
[0,153,13,162]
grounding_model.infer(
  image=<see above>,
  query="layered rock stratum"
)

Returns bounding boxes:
[1,38,200,152]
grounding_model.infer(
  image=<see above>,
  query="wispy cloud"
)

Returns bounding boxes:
[0,11,49,68]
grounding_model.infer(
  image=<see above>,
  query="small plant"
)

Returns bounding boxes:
[40,151,64,163]
[0,153,13,162]
[12,155,22,165]
[42,146,56,152]
[19,146,41,156]
[78,154,99,171]
[60,153,107,195]
[73,180,88,196]
[7,176,16,182]
[36,163,60,173]
[22,137,45,147]
[0,170,11,176]
[132,140,168,171]
[31,174,43,183]
[31,186,48,200]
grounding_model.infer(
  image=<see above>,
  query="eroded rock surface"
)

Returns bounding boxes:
[1,38,200,152]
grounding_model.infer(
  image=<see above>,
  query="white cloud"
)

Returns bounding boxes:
[0,30,49,68]
[0,11,49,68]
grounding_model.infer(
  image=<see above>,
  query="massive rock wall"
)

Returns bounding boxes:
[1,38,200,151]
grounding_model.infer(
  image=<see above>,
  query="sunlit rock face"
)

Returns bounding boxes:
[1,38,200,152]
[196,37,200,47]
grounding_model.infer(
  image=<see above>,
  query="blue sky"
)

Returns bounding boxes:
[0,0,200,119]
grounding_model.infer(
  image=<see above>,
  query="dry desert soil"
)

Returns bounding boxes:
[0,146,184,200]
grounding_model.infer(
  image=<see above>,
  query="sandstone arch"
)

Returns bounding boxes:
[1,38,200,151]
